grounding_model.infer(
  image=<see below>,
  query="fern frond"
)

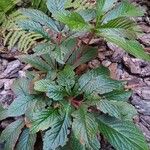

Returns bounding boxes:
[2,11,44,52]
[4,30,43,52]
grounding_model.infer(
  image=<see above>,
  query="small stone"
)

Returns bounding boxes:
[138,123,150,142]
[4,79,15,90]
[98,52,105,61]
[137,87,150,100]
[0,60,21,79]
[102,60,111,67]
[107,42,125,62]
[0,90,14,107]
[131,95,150,115]
[123,56,142,74]
[144,78,150,86]
[140,116,150,129]
[109,63,118,79]
[139,34,150,46]
[139,24,150,33]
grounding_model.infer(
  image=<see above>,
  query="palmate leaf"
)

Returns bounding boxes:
[72,108,100,150]
[31,108,60,133]
[97,115,149,150]
[16,128,37,150]
[78,66,123,95]
[43,105,72,150]
[0,118,24,150]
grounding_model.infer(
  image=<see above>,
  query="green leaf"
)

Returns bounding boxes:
[72,108,100,150]
[102,35,150,61]
[97,115,149,150]
[18,55,52,72]
[97,100,122,119]
[100,17,135,30]
[16,128,37,150]
[47,83,65,101]
[43,105,72,150]
[20,8,58,32]
[0,104,8,121]
[31,108,60,133]
[78,67,123,95]
[18,20,50,39]
[7,95,43,117]
[57,65,75,91]
[12,78,30,96]
[66,46,97,68]
[34,79,51,92]
[0,118,24,150]
[103,1,144,22]
[52,38,77,64]
[46,0,67,15]
[55,12,88,31]
[100,90,132,102]
[96,0,117,17]
[96,100,137,120]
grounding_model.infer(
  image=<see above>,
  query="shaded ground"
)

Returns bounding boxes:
[0,0,150,149]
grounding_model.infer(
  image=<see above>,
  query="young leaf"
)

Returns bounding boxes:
[97,115,149,150]
[0,118,24,150]
[31,108,60,133]
[16,128,37,150]
[43,105,72,150]
[72,108,100,150]
[78,67,123,95]
[57,65,75,91]
[47,83,65,101]
[55,12,88,31]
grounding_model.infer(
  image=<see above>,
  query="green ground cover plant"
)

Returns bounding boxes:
[0,0,149,150]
